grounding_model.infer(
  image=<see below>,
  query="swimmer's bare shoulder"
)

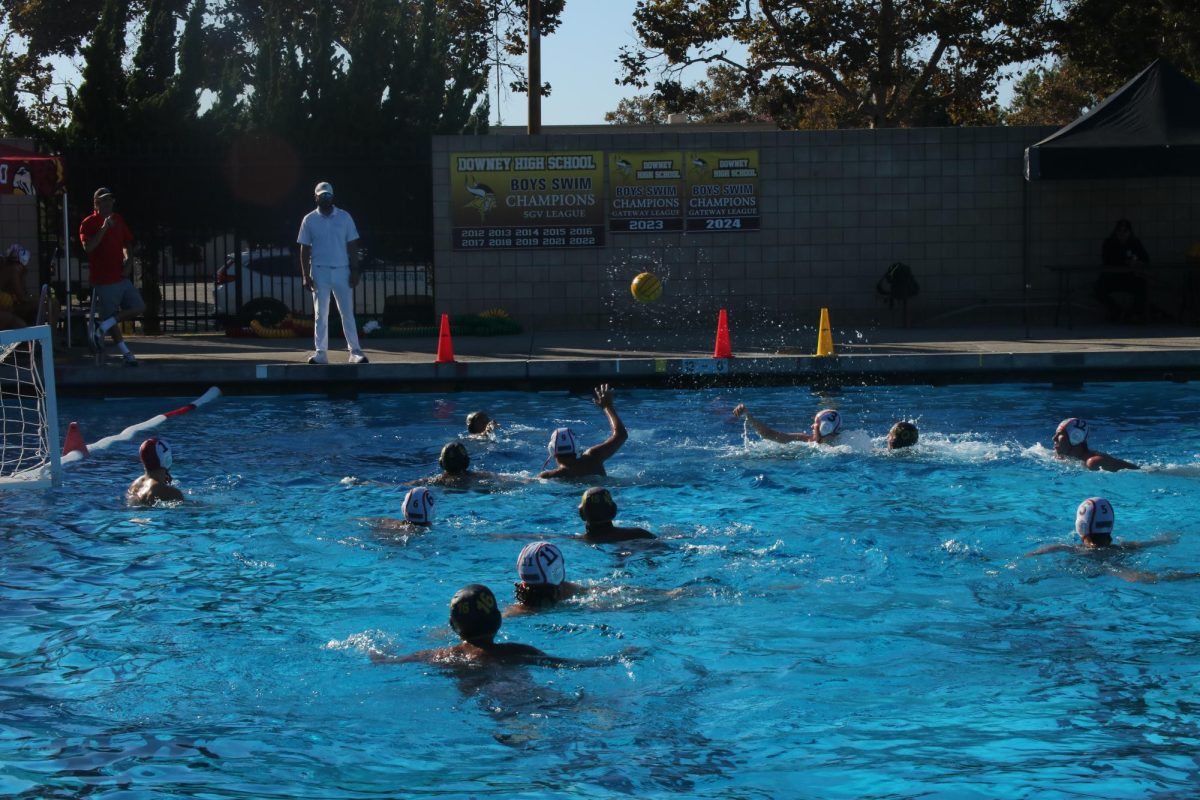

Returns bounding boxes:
[368,517,427,534]
[580,526,656,543]
[127,476,184,506]
[370,642,569,667]
[1085,452,1139,472]
[539,457,605,480]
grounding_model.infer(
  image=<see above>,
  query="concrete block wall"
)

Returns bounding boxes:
[433,126,1200,330]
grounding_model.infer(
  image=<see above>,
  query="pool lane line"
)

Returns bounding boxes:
[61,386,222,466]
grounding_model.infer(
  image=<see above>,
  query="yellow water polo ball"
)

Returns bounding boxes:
[630,272,663,303]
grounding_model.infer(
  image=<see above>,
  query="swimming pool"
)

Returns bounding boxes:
[3,382,1200,797]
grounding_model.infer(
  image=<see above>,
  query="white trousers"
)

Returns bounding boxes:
[311,264,363,356]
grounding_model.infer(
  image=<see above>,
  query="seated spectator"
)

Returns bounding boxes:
[0,244,35,330]
[1096,219,1149,323]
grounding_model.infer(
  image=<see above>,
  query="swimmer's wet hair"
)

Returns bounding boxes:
[890,421,919,448]
[439,441,470,474]
[449,583,501,642]
[514,581,559,607]
[466,411,491,434]
[579,487,617,524]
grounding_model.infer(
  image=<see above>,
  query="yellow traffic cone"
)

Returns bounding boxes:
[815,308,835,357]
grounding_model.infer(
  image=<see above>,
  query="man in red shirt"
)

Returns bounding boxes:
[79,187,143,365]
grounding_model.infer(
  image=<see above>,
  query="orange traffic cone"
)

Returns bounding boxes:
[712,308,732,359]
[62,421,89,457]
[435,313,456,364]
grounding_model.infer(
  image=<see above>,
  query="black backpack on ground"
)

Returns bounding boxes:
[877,262,919,308]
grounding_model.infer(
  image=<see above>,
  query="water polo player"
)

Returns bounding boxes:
[369,584,563,665]
[413,441,498,487]
[539,384,628,479]
[1024,497,1175,558]
[887,421,919,450]
[1052,417,1138,472]
[466,411,496,436]
[506,541,586,616]
[733,403,843,444]
[127,437,184,505]
[578,487,655,542]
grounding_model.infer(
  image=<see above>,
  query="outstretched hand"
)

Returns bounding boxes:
[594,384,615,408]
[732,403,747,418]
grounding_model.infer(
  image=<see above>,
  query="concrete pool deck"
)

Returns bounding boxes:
[49,321,1200,396]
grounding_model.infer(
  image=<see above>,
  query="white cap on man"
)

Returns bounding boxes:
[314,181,334,197]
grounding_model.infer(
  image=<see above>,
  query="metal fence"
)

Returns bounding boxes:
[53,142,436,334]
[148,234,433,332]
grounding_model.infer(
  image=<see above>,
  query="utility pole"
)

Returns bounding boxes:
[528,0,541,134]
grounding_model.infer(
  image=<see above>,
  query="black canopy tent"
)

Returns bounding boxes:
[1019,60,1200,331]
[1025,59,1200,180]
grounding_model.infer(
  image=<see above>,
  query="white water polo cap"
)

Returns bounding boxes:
[139,437,173,471]
[548,427,578,458]
[814,409,843,438]
[403,487,435,525]
[516,541,565,586]
[1076,497,1114,538]
[1057,418,1088,446]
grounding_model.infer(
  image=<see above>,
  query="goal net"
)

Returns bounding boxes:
[0,325,61,488]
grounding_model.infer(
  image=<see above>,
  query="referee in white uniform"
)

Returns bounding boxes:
[297,181,368,364]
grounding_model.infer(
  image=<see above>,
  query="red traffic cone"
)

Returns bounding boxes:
[712,308,732,359]
[435,313,456,364]
[62,421,89,457]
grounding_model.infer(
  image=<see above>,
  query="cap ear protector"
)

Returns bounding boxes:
[439,441,470,474]
[548,427,578,458]
[139,438,173,471]
[1076,497,1114,538]
[516,541,566,586]
[579,486,618,523]
[814,409,842,438]
[402,487,435,525]
[1056,418,1088,446]
[449,583,501,641]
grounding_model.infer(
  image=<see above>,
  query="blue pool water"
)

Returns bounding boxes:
[3,383,1200,798]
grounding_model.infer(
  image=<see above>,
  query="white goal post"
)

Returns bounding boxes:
[0,324,61,488]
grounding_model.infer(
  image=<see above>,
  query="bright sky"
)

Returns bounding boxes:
[491,1,1023,127]
[490,0,665,127]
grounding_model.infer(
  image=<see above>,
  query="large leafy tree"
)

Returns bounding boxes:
[1006,1,1200,126]
[1,0,562,139]
[1055,0,1200,87]
[606,65,772,124]
[1002,59,1112,127]
[618,0,1055,129]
